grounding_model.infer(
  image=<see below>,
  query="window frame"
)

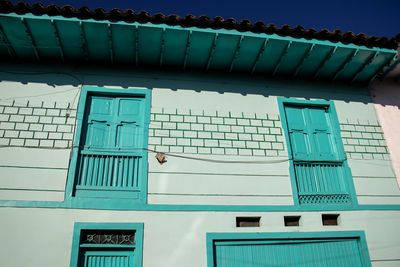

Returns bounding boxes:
[69,222,144,267]
[278,97,358,207]
[65,86,151,203]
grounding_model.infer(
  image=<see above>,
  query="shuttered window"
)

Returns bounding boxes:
[66,87,150,202]
[279,98,355,206]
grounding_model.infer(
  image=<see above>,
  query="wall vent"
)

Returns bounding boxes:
[322,214,339,225]
[284,216,301,226]
[236,217,260,227]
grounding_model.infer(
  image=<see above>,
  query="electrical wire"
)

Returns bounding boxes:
[0,69,84,84]
[0,144,290,164]
[0,69,84,104]
[0,87,80,101]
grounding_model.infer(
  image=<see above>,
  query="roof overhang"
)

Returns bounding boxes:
[0,13,397,84]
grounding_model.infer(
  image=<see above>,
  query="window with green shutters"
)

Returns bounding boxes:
[278,98,357,206]
[66,86,151,202]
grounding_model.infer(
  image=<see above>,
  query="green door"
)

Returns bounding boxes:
[214,238,366,266]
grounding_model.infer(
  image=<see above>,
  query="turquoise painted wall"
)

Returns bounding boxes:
[1,62,400,267]
[0,62,398,206]
[0,208,399,266]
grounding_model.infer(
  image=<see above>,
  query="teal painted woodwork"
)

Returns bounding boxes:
[75,95,145,198]
[70,223,144,267]
[0,13,396,83]
[82,251,134,267]
[65,86,151,203]
[278,98,357,206]
[294,162,351,204]
[3,197,400,210]
[284,105,338,161]
[207,232,371,267]
[214,239,364,266]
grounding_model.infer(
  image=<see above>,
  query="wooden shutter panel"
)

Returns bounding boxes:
[116,98,144,149]
[83,251,134,267]
[84,96,114,148]
[284,105,313,160]
[308,106,338,160]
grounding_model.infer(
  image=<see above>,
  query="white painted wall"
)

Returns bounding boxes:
[370,78,400,187]
[0,207,399,267]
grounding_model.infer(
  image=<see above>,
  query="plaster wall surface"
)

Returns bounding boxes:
[0,207,399,267]
[0,63,399,205]
[370,78,400,186]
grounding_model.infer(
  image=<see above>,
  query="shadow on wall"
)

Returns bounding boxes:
[370,78,400,108]
[0,61,381,105]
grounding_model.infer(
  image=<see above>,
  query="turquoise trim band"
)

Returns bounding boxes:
[0,199,399,211]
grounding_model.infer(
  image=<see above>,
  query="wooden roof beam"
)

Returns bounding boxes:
[159,28,166,68]
[21,18,40,61]
[134,25,139,66]
[182,30,192,70]
[272,41,292,76]
[292,44,315,78]
[79,21,89,62]
[107,23,114,64]
[313,46,337,80]
[50,19,64,62]
[205,33,218,71]
[229,35,244,72]
[251,38,269,74]
[0,23,16,58]
[370,53,398,84]
[332,49,359,81]
[350,51,379,83]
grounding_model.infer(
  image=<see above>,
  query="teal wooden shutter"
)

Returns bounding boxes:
[75,95,145,198]
[116,98,144,149]
[284,106,313,160]
[294,162,351,204]
[214,239,365,267]
[84,96,114,148]
[82,251,134,267]
[308,106,338,161]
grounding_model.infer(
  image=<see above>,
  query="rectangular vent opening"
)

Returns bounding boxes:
[236,217,260,227]
[284,216,301,226]
[322,214,339,225]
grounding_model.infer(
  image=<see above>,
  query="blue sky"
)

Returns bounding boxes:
[11,0,400,38]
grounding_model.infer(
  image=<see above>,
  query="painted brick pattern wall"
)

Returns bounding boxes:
[148,107,286,157]
[0,100,76,148]
[0,101,390,160]
[339,119,390,160]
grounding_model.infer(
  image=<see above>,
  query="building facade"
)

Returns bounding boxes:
[0,2,400,266]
